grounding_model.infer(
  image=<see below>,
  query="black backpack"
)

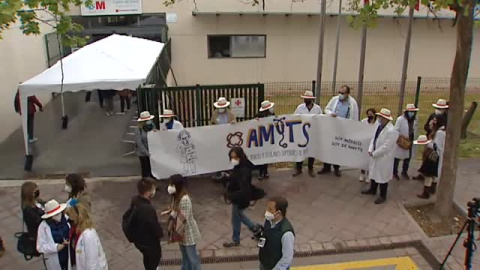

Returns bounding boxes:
[122,204,137,243]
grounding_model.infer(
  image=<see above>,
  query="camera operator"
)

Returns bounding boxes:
[259,196,295,270]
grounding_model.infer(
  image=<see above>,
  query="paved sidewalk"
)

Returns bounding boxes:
[0,159,479,269]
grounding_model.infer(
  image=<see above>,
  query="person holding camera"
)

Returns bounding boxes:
[258,196,295,270]
[223,147,262,248]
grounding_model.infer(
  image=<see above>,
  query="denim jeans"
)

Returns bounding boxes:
[232,204,255,243]
[179,244,201,270]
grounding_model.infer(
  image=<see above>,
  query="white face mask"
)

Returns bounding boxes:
[167,185,176,195]
[165,118,172,123]
[269,108,274,114]
[435,109,443,115]
[265,211,275,221]
[218,108,226,113]
[51,213,62,222]
[150,189,156,198]
[230,159,240,167]
[339,94,345,101]
[64,185,72,193]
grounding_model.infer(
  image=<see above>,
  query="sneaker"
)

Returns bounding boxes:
[223,241,240,248]
[29,138,38,143]
[359,175,365,182]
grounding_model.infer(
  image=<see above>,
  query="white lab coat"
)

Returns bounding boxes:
[160,120,184,131]
[369,122,399,183]
[294,103,322,115]
[75,228,108,270]
[394,115,418,160]
[324,96,359,121]
[428,127,446,178]
[37,220,72,270]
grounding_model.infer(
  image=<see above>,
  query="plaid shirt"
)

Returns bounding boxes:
[179,195,201,246]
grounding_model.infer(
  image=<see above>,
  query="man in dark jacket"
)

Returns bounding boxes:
[131,178,163,270]
[15,90,43,143]
[259,196,295,270]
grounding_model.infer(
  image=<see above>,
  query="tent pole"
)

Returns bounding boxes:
[56,31,68,129]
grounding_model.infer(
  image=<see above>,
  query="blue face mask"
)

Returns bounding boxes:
[407,112,415,118]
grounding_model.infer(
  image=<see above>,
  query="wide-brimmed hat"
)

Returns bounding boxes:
[41,200,67,219]
[432,99,449,109]
[214,97,230,108]
[160,109,176,118]
[259,100,275,112]
[414,135,431,145]
[405,104,419,112]
[137,111,155,122]
[376,108,393,121]
[300,91,316,99]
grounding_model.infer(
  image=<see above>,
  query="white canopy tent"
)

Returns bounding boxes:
[18,34,164,156]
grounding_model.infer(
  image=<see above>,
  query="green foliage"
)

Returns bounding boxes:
[0,0,91,47]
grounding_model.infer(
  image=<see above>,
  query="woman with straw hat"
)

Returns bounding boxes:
[361,108,398,204]
[160,109,184,130]
[37,199,72,270]
[424,99,448,137]
[256,100,276,180]
[210,97,236,125]
[393,104,419,181]
[135,111,156,178]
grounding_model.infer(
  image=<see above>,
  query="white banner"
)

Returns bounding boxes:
[81,0,142,16]
[149,115,376,179]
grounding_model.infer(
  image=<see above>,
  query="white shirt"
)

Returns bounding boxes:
[294,103,322,115]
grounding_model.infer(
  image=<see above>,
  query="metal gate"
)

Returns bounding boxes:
[138,84,265,128]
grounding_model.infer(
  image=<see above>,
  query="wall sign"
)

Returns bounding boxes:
[81,0,142,16]
[230,98,245,118]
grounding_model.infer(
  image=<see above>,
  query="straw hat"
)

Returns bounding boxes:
[376,108,393,121]
[41,200,67,219]
[405,104,419,112]
[300,91,316,99]
[414,135,432,145]
[259,100,275,112]
[432,99,449,109]
[214,97,230,108]
[137,111,155,122]
[160,109,176,118]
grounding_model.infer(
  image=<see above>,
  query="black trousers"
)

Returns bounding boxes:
[120,96,131,112]
[369,180,388,199]
[135,244,161,270]
[97,90,104,108]
[393,158,411,175]
[139,156,153,178]
[296,158,315,170]
[323,163,340,171]
[259,164,269,176]
[27,114,35,140]
[85,91,92,102]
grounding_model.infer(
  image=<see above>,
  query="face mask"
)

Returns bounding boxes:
[34,190,40,198]
[167,185,176,195]
[150,189,156,198]
[407,112,415,118]
[218,108,226,113]
[339,94,345,101]
[269,108,274,114]
[367,116,374,121]
[230,159,240,167]
[304,100,312,106]
[265,211,275,221]
[165,118,172,123]
[51,214,62,223]
[144,123,154,132]
[435,109,443,115]
[64,185,72,193]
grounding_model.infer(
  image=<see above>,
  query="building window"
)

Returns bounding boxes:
[208,35,266,58]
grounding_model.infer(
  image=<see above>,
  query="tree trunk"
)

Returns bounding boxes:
[433,0,475,217]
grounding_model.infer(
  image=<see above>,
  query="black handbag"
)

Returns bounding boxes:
[14,215,41,260]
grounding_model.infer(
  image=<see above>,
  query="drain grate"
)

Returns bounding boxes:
[160,240,440,268]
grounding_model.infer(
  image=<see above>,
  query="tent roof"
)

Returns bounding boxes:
[19,34,164,95]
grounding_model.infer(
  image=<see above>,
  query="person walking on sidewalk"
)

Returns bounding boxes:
[223,147,262,247]
[117,89,132,115]
[259,196,295,270]
[359,108,379,182]
[165,174,201,270]
[362,108,398,204]
[320,85,359,177]
[135,111,157,178]
[130,178,163,270]
[256,101,276,180]
[103,90,116,116]
[15,90,43,143]
[393,104,419,181]
[292,91,322,177]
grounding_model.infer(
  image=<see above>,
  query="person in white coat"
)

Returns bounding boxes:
[37,200,72,270]
[320,85,359,177]
[65,203,108,270]
[393,104,419,181]
[361,108,399,204]
[359,108,379,182]
[293,90,322,177]
[160,109,184,130]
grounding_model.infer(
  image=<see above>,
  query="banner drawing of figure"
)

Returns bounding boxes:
[177,130,198,174]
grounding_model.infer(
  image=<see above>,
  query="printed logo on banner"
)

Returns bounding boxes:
[226,117,311,149]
